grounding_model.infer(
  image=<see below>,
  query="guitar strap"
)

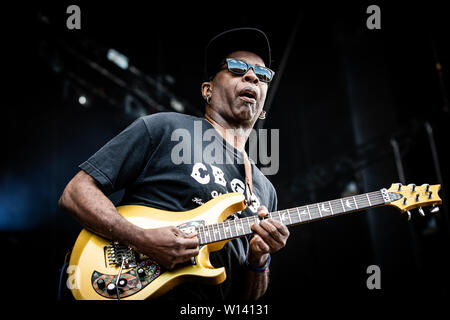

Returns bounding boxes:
[242,150,255,206]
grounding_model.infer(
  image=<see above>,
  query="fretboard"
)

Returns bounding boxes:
[197,189,399,246]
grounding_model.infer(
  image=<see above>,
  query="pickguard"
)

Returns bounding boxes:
[91,258,161,299]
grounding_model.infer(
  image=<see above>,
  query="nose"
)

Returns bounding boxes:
[243,68,259,85]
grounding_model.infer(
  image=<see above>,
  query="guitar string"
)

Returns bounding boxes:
[198,191,387,245]
[198,191,386,242]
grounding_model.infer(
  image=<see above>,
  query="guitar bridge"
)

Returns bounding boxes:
[105,242,137,268]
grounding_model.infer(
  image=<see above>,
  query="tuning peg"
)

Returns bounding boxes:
[395,183,402,191]
[418,207,425,216]
[403,197,407,205]
[421,184,430,192]
[428,191,433,199]
[407,210,411,221]
[430,205,440,213]
[408,183,416,192]
[415,194,420,202]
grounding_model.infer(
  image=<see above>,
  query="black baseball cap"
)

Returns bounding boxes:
[204,27,272,81]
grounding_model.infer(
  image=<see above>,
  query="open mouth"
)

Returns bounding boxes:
[238,89,257,103]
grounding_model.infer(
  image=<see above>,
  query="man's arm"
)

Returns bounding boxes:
[240,206,289,300]
[58,170,199,270]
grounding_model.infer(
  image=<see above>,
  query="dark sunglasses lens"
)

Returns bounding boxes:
[254,67,273,82]
[227,59,248,74]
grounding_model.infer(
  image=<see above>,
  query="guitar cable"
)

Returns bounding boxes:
[115,257,126,301]
[57,250,70,301]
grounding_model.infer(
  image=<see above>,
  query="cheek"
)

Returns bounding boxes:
[259,89,268,105]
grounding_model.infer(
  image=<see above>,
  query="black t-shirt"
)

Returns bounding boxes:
[79,112,278,301]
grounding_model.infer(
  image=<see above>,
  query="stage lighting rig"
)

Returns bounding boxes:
[36,11,200,118]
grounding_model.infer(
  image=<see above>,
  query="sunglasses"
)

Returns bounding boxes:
[222,58,275,83]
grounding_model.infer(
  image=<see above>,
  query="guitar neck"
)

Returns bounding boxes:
[197,189,400,246]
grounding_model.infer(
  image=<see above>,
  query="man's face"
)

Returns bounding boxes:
[205,50,269,127]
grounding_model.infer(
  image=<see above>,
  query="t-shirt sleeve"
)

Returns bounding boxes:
[79,117,152,195]
[270,186,278,212]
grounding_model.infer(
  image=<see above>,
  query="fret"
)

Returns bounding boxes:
[214,223,221,240]
[287,209,293,224]
[204,226,211,243]
[330,200,341,215]
[239,218,246,237]
[296,207,302,223]
[309,205,321,219]
[269,212,277,223]
[340,198,346,212]
[289,208,299,224]
[218,223,225,241]
[357,194,369,208]
[297,206,309,222]
[208,225,215,242]
[211,224,217,242]
[242,217,250,235]
[230,220,237,237]
[201,226,207,244]
[352,196,358,209]
[370,191,384,206]
[329,201,334,214]
[306,205,312,220]
[229,219,234,238]
[272,211,281,223]
[223,221,230,238]
[343,197,354,211]
[278,211,284,223]
[366,193,372,206]
[280,210,289,224]
[235,220,243,236]
[243,216,252,235]
[230,220,237,238]
[198,226,204,244]
[319,202,332,217]
[317,203,322,217]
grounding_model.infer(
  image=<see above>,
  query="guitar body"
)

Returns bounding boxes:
[68,192,246,300]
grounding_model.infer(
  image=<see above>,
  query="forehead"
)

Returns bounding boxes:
[226,51,266,67]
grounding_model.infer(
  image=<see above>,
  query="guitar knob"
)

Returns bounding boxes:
[418,207,425,216]
[96,278,105,290]
[107,283,117,295]
[137,268,146,279]
[118,278,127,287]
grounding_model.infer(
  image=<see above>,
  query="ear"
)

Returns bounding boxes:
[201,81,213,99]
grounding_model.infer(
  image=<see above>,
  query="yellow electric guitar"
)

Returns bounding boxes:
[68,183,441,300]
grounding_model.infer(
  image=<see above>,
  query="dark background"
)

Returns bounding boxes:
[1,0,449,311]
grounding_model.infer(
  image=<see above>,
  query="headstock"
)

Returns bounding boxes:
[386,183,442,220]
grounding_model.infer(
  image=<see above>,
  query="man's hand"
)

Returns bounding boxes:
[248,206,289,267]
[134,226,199,270]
